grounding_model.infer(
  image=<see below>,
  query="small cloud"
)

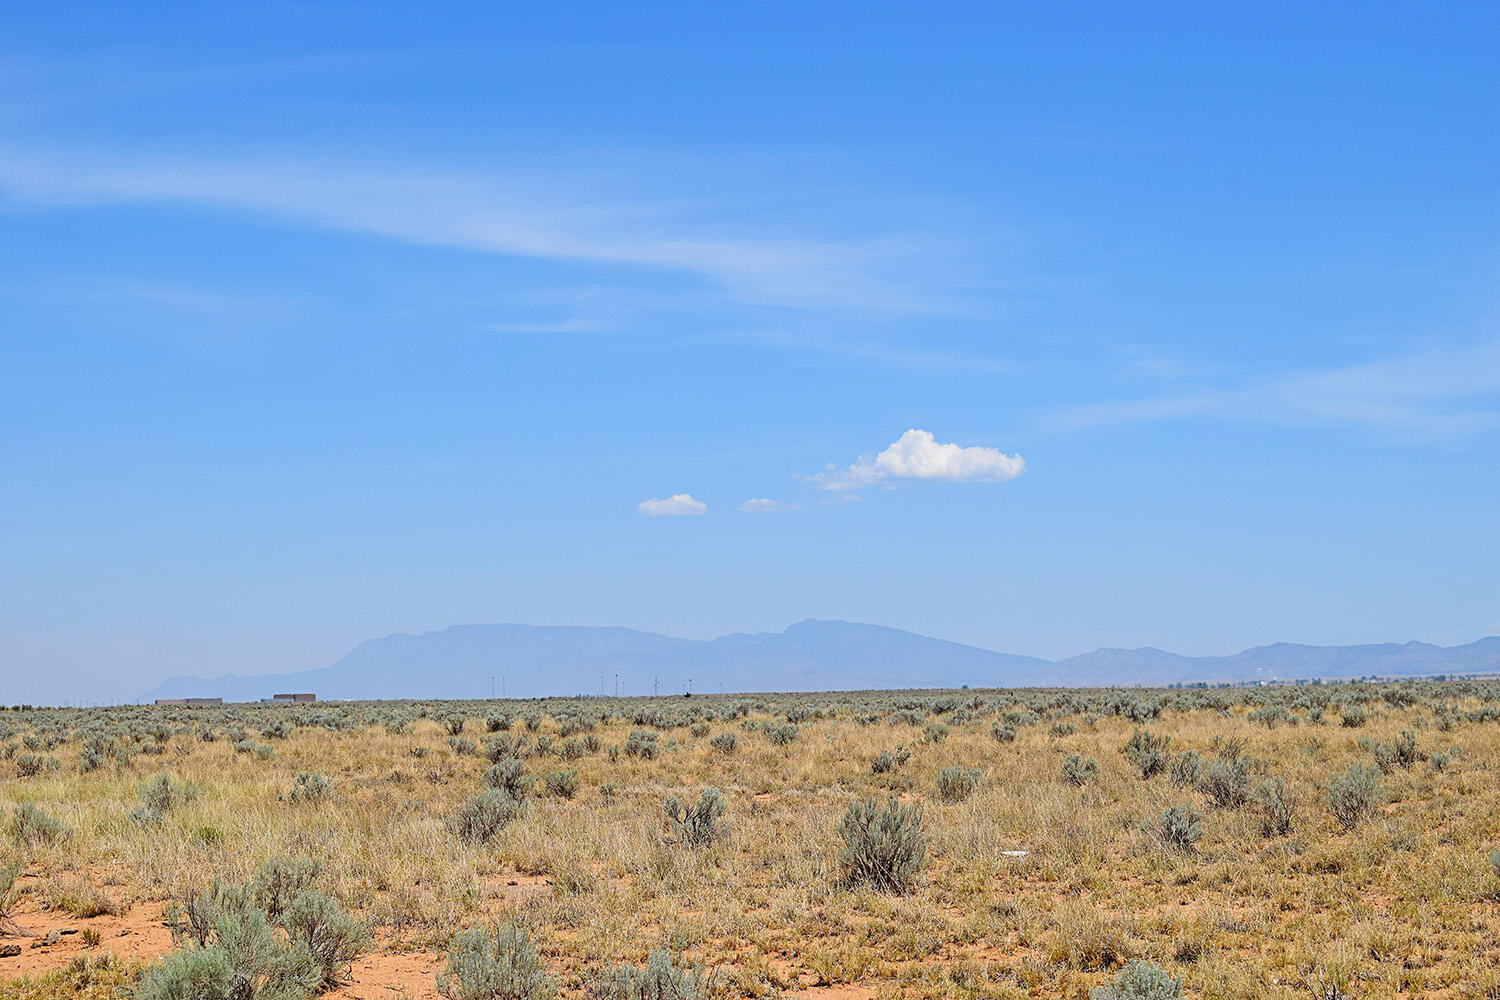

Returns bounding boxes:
[479,316,603,335]
[638,493,708,516]
[737,498,801,512]
[808,429,1026,491]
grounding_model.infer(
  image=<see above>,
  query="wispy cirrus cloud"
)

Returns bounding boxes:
[733,327,1023,375]
[736,498,800,512]
[0,147,961,315]
[1046,337,1500,441]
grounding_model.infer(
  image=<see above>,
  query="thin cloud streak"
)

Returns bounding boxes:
[0,147,962,315]
[734,327,1024,375]
[737,498,801,512]
[1046,337,1500,441]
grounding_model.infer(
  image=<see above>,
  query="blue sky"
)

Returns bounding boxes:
[3,3,1499,703]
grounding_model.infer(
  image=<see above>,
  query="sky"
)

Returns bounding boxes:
[3,2,1499,705]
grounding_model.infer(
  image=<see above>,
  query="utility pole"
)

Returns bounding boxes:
[501,675,505,699]
[687,677,692,695]
[491,675,495,699]
[653,675,658,698]
[614,673,619,698]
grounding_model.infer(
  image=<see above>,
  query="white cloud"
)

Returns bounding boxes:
[809,429,1026,491]
[638,494,708,516]
[736,498,801,512]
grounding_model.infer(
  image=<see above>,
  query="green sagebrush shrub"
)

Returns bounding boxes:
[1090,961,1181,1000]
[1168,750,1201,788]
[141,880,368,1000]
[437,923,555,1000]
[663,788,727,848]
[623,729,659,759]
[280,890,374,991]
[16,754,58,778]
[0,859,24,936]
[871,746,911,774]
[483,736,526,763]
[250,857,322,920]
[1061,754,1099,786]
[451,790,523,843]
[12,801,64,845]
[838,796,927,894]
[133,773,200,826]
[1198,756,1250,809]
[1370,729,1422,773]
[590,949,715,1000]
[289,773,332,804]
[1255,776,1297,837]
[764,724,799,747]
[1122,728,1170,779]
[1153,804,1203,854]
[1327,763,1381,831]
[484,758,530,800]
[543,769,578,799]
[936,766,982,802]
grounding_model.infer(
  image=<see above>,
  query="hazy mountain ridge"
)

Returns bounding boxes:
[142,621,1500,702]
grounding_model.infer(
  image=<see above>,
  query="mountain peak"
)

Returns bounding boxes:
[139,625,1500,702]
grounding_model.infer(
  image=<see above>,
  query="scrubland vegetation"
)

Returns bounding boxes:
[2,679,1500,999]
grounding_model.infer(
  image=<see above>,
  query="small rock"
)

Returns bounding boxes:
[58,927,78,936]
[33,929,61,947]
[0,944,21,958]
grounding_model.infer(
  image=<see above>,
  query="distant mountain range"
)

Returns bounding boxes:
[140,620,1500,702]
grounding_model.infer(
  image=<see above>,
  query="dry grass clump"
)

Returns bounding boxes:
[42,875,123,920]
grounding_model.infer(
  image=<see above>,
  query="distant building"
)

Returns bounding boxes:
[270,693,316,703]
[155,697,222,707]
